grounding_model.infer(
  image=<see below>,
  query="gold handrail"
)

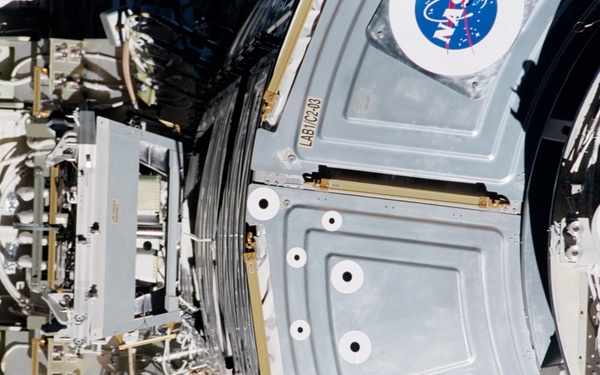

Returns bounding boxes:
[311,178,510,210]
[244,251,271,375]
[31,337,45,375]
[262,0,314,121]
[48,165,59,288]
[32,66,48,118]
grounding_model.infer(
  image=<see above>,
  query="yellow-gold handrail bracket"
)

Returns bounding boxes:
[32,66,48,118]
[311,178,513,211]
[31,337,45,375]
[261,90,277,122]
[48,165,59,289]
[128,347,135,375]
[244,251,271,375]
[122,39,139,110]
[262,0,314,122]
[117,333,177,350]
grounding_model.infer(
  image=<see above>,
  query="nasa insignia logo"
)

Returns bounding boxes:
[416,0,497,50]
[389,0,524,76]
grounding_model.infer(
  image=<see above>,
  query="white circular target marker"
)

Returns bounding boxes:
[290,320,311,341]
[331,260,364,294]
[247,187,280,221]
[287,247,307,268]
[338,330,372,364]
[322,211,342,231]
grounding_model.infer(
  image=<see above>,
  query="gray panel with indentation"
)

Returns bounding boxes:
[251,0,561,202]
[246,184,538,374]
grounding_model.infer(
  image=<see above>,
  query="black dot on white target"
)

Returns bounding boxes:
[290,320,311,341]
[322,211,342,231]
[338,331,372,364]
[331,260,364,294]
[286,247,307,268]
[247,187,280,221]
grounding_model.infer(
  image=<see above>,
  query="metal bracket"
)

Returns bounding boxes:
[46,130,78,166]
[39,289,70,325]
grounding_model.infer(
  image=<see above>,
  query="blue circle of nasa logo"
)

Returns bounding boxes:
[389,0,524,76]
[416,0,497,50]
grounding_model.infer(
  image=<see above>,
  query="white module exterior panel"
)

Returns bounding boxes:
[89,118,140,338]
[72,117,181,345]
[246,184,537,374]
[251,0,561,201]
